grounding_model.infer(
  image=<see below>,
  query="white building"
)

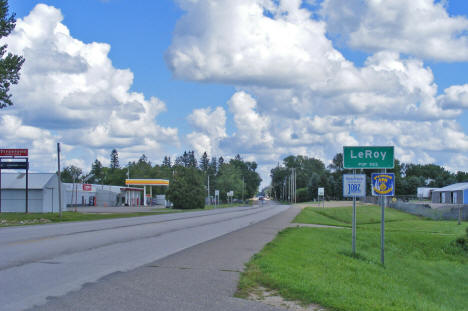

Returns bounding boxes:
[0,173,66,213]
[64,183,144,207]
[416,187,439,199]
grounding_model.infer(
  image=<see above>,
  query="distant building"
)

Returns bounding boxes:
[417,187,439,199]
[431,183,468,204]
[64,183,144,207]
[0,173,66,213]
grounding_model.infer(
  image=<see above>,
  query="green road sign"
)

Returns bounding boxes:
[343,146,394,169]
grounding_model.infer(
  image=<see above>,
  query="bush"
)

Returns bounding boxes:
[451,226,468,252]
[166,167,205,209]
[296,187,310,202]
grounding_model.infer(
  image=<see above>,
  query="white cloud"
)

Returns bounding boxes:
[438,84,468,109]
[0,115,59,171]
[186,106,227,155]
[166,0,348,88]
[170,0,468,188]
[168,1,462,121]
[1,4,179,172]
[226,92,273,150]
[321,0,468,62]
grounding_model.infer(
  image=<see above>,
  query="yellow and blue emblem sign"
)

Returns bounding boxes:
[371,173,395,196]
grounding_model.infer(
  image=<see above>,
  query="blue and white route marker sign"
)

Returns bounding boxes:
[343,174,366,197]
[371,173,395,196]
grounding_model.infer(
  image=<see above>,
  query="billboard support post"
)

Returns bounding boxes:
[343,172,366,255]
[352,169,356,255]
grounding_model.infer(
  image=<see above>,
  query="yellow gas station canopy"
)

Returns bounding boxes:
[125,179,169,186]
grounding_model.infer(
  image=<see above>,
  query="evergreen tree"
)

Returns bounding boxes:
[208,157,218,175]
[199,152,209,172]
[218,156,225,168]
[110,149,119,169]
[162,156,172,167]
[0,0,25,109]
[174,155,184,167]
[188,150,197,168]
[90,159,103,183]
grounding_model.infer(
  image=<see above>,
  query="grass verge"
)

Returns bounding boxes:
[0,209,185,227]
[237,206,467,311]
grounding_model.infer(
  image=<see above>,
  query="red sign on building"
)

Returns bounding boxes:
[0,149,29,157]
[82,184,92,191]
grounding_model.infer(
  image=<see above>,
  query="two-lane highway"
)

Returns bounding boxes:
[0,204,289,311]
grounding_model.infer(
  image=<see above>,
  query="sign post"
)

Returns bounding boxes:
[344,146,395,265]
[371,172,395,265]
[343,173,366,255]
[318,187,324,208]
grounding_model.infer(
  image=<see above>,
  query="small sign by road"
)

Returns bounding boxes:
[343,174,366,197]
[0,149,28,157]
[0,161,29,169]
[371,173,395,196]
[318,187,324,196]
[343,146,394,169]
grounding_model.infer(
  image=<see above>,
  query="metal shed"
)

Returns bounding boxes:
[0,173,66,213]
[431,183,468,204]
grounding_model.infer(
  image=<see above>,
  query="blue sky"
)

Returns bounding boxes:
[10,0,236,133]
[3,0,468,186]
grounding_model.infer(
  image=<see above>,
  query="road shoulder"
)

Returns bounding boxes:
[31,205,300,311]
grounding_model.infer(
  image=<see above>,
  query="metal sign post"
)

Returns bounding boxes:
[318,187,325,208]
[343,173,366,255]
[371,171,395,265]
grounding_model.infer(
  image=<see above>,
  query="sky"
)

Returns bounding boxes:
[2,0,468,188]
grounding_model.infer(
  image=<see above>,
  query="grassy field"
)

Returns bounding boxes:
[0,209,184,227]
[237,205,468,311]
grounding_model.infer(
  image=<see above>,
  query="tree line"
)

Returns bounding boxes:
[269,153,468,202]
[60,149,262,209]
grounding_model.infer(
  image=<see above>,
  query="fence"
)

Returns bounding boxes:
[362,196,467,220]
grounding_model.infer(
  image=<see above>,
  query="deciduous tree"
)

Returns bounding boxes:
[0,0,25,109]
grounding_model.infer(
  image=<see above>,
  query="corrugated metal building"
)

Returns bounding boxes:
[431,183,468,204]
[0,173,66,213]
[64,183,144,207]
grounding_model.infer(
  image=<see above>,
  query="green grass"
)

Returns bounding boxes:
[293,205,420,227]
[238,206,468,311]
[0,210,184,227]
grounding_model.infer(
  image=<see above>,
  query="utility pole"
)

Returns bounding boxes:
[57,143,62,217]
[294,169,297,204]
[207,175,210,204]
[242,176,244,202]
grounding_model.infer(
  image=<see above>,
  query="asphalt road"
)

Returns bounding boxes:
[0,203,294,311]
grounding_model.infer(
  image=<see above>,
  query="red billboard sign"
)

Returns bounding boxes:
[82,184,92,191]
[0,149,28,157]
